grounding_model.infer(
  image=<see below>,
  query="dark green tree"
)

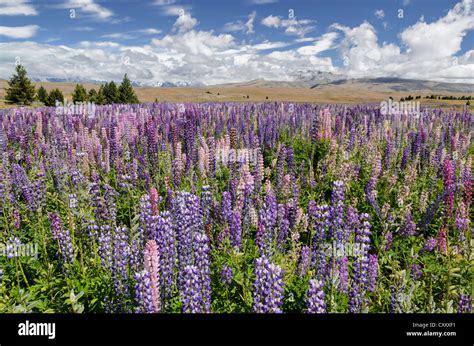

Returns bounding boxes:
[5,64,36,105]
[88,88,98,103]
[103,81,119,104]
[118,74,139,104]
[37,86,48,104]
[46,88,64,107]
[72,84,88,103]
[97,85,107,105]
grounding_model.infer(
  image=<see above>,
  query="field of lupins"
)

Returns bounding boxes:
[0,102,472,313]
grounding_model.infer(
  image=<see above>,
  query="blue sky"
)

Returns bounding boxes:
[0,0,473,85]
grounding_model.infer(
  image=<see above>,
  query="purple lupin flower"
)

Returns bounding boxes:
[253,256,284,313]
[286,147,295,173]
[308,203,331,280]
[221,191,232,224]
[400,145,410,170]
[347,126,356,151]
[455,213,468,242]
[410,263,423,280]
[461,159,472,208]
[277,204,290,249]
[229,210,241,249]
[194,233,211,312]
[48,212,74,264]
[275,145,286,190]
[175,192,202,290]
[12,164,35,211]
[112,226,130,308]
[109,125,118,169]
[98,225,113,269]
[201,185,212,226]
[367,254,378,292]
[103,184,118,225]
[443,159,455,220]
[329,180,345,245]
[422,237,437,252]
[298,245,311,277]
[345,207,360,247]
[49,212,62,240]
[139,194,154,236]
[134,270,154,313]
[338,256,349,293]
[255,222,265,252]
[400,211,416,237]
[384,231,393,251]
[254,148,264,194]
[181,265,202,313]
[311,111,319,143]
[146,120,158,168]
[458,294,472,313]
[383,134,392,169]
[365,177,380,217]
[207,137,216,176]
[0,125,6,154]
[32,170,46,210]
[156,211,175,304]
[257,191,277,257]
[172,159,181,188]
[144,239,161,313]
[389,282,405,313]
[307,279,326,313]
[349,213,371,313]
[220,265,233,286]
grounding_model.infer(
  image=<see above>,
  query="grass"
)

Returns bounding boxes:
[0,79,472,111]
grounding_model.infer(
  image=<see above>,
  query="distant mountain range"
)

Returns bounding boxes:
[29,77,204,88]
[25,72,474,94]
[310,77,474,93]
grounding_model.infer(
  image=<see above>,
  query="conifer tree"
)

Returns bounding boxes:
[97,85,107,105]
[72,84,88,103]
[118,74,139,104]
[46,88,64,107]
[103,81,119,104]
[88,88,98,103]
[37,86,48,104]
[5,64,36,105]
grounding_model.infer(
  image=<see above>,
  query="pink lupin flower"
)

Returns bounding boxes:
[443,158,455,220]
[149,187,159,215]
[144,239,161,312]
[437,228,447,254]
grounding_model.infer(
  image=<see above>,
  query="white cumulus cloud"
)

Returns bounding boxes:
[332,0,474,82]
[224,11,256,34]
[0,0,37,16]
[59,0,113,20]
[0,25,39,38]
[261,15,315,37]
[173,13,198,33]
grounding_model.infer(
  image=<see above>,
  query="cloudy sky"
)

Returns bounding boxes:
[0,0,473,85]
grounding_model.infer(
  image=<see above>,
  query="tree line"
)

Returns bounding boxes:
[396,94,472,104]
[4,64,140,106]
